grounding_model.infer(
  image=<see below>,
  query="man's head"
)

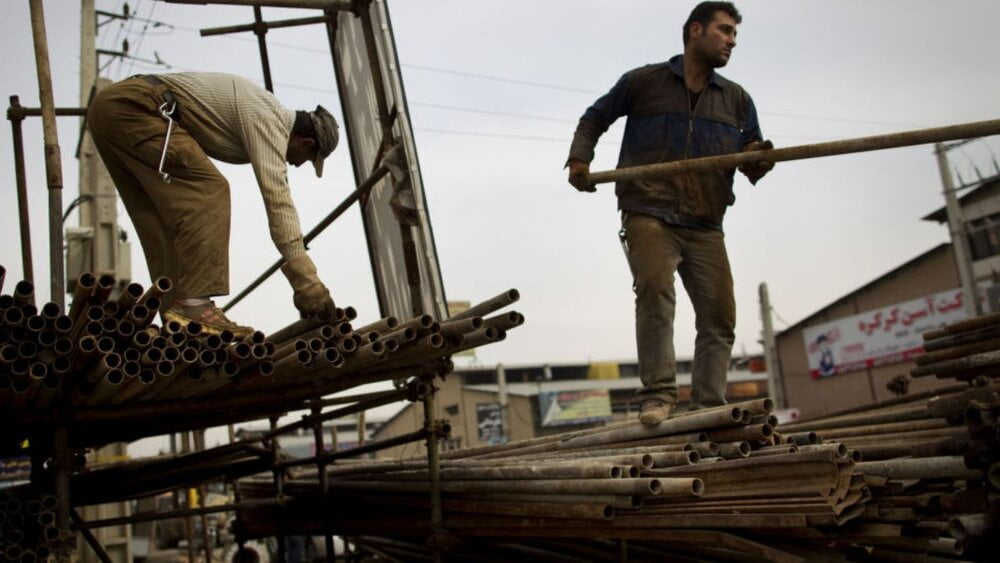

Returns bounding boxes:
[286,105,339,177]
[683,1,741,68]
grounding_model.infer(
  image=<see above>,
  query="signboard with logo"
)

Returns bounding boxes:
[538,389,613,427]
[802,288,967,379]
[476,403,506,445]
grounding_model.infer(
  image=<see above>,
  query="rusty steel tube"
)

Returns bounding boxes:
[924,310,1000,341]
[910,349,1000,377]
[444,499,614,521]
[438,316,483,336]
[780,404,930,432]
[469,493,642,509]
[368,463,627,481]
[856,456,981,480]
[483,310,524,331]
[137,276,172,309]
[353,316,399,336]
[451,289,520,321]
[590,118,1000,185]
[817,418,950,439]
[327,477,699,497]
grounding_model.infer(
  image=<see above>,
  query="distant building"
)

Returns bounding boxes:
[775,174,1000,418]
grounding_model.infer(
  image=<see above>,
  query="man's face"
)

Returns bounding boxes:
[286,135,317,167]
[690,11,738,68]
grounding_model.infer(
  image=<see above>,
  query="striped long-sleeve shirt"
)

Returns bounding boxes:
[158,72,306,261]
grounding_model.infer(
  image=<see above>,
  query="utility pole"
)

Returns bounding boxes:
[758,283,784,410]
[935,142,980,318]
[75,0,127,292]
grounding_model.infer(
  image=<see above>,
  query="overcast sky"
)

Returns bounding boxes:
[3,1,1000,448]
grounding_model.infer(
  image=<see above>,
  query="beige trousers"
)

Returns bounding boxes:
[87,77,231,307]
[623,212,735,409]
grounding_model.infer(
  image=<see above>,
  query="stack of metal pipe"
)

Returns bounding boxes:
[911,310,1000,381]
[233,399,868,554]
[0,488,59,562]
[1,268,523,414]
[233,380,1000,560]
[775,378,999,559]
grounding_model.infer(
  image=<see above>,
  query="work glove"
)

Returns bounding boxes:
[567,159,596,192]
[281,254,336,319]
[739,139,774,185]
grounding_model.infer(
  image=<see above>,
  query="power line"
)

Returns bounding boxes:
[123,0,160,77]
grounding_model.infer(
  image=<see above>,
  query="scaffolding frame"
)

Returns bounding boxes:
[7,1,452,561]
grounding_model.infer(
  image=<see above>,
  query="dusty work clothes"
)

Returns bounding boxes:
[87,73,307,303]
[568,55,762,229]
[568,55,761,409]
[623,213,735,407]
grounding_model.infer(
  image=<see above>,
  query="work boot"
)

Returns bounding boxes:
[162,301,254,338]
[638,399,673,426]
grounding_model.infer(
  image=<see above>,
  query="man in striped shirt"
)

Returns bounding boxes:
[88,72,340,337]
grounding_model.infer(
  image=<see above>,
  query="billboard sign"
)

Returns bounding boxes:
[538,389,613,427]
[802,288,967,379]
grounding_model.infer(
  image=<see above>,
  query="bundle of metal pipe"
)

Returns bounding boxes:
[232,399,868,556]
[1,271,521,415]
[775,376,999,559]
[252,288,523,393]
[232,383,1000,560]
[911,310,1000,380]
[0,488,59,561]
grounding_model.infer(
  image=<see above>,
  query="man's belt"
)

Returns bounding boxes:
[133,74,180,121]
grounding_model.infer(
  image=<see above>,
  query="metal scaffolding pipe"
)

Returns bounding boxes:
[590,118,1000,185]
[28,0,66,308]
[7,97,34,289]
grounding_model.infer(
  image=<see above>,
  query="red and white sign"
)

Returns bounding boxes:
[802,288,967,379]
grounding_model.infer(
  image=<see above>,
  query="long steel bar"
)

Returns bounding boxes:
[424,385,445,560]
[70,510,114,563]
[8,96,34,289]
[165,0,353,8]
[52,425,72,561]
[29,0,66,308]
[311,406,336,563]
[270,383,423,439]
[224,162,391,311]
[10,107,89,117]
[252,6,274,92]
[276,428,433,469]
[200,14,328,36]
[73,498,281,529]
[589,119,1000,185]
[269,416,286,563]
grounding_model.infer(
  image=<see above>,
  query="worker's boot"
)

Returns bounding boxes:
[638,399,673,426]
[162,300,254,338]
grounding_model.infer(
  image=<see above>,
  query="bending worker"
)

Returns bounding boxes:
[88,72,340,337]
[566,2,773,425]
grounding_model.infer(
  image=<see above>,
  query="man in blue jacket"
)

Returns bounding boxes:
[566,1,773,425]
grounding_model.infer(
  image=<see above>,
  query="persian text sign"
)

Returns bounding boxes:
[803,288,967,379]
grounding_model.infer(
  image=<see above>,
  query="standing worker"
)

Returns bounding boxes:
[566,2,774,424]
[88,72,341,337]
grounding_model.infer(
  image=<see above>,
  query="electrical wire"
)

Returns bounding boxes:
[123,1,159,77]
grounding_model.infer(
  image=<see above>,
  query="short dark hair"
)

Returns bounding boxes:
[292,110,316,140]
[683,2,741,45]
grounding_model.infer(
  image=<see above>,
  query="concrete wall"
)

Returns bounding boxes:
[776,245,961,418]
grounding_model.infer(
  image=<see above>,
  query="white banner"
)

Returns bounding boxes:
[802,288,967,379]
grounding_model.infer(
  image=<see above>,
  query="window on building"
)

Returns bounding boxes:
[967,213,1000,261]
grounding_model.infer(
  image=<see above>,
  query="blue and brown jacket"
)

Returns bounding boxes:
[568,54,762,230]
